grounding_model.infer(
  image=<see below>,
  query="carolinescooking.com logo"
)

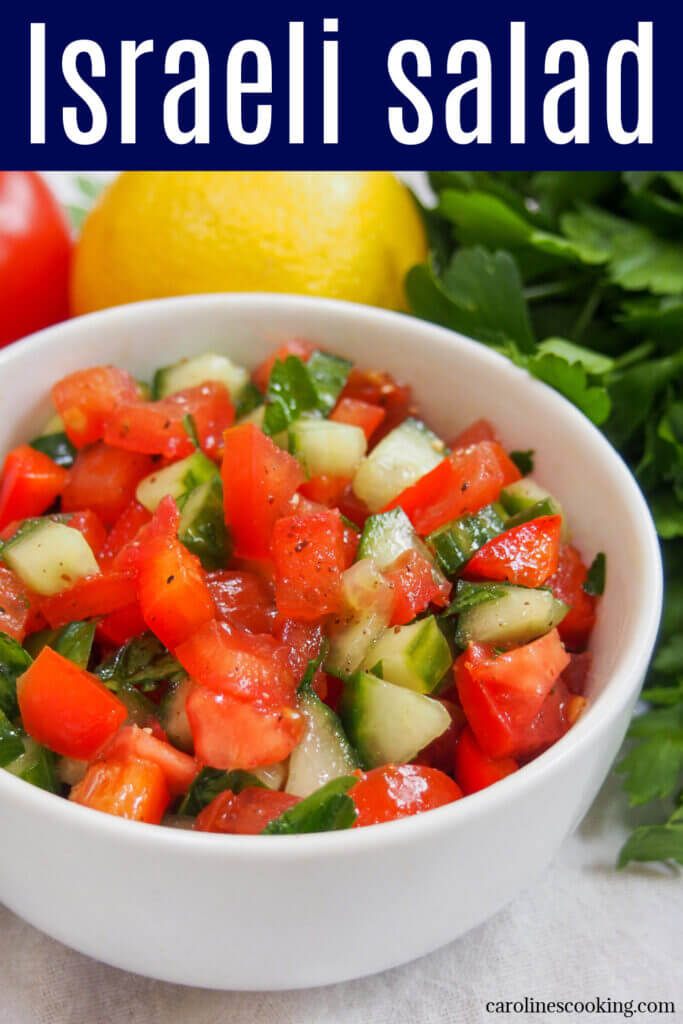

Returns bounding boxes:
[485,996,676,1019]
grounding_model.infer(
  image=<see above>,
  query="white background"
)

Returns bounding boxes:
[0,172,680,1024]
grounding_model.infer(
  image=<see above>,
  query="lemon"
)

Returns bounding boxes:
[71,171,427,315]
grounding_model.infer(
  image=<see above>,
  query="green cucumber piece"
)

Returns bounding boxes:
[2,521,99,596]
[251,761,288,790]
[306,350,352,414]
[158,676,194,752]
[427,503,506,576]
[505,498,557,529]
[357,507,448,587]
[56,756,88,787]
[352,418,446,512]
[116,683,158,725]
[136,451,218,513]
[326,561,395,677]
[262,776,357,834]
[0,709,25,767]
[178,477,230,569]
[286,684,359,798]
[153,352,249,401]
[289,419,367,478]
[4,735,58,792]
[29,432,76,468]
[500,478,567,539]
[362,616,452,694]
[455,582,568,649]
[339,672,451,769]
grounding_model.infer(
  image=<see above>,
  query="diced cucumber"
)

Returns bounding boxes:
[153,352,249,401]
[178,477,230,569]
[289,419,367,478]
[455,582,568,649]
[505,498,556,529]
[29,419,76,468]
[286,685,359,797]
[4,734,58,792]
[235,404,289,448]
[56,756,88,787]
[2,521,99,596]
[135,451,218,513]
[158,676,193,752]
[338,672,451,769]
[362,616,452,695]
[500,478,568,540]
[357,507,449,590]
[326,561,395,677]
[427,503,506,576]
[252,760,288,791]
[352,418,446,512]
[262,776,357,834]
[306,350,352,414]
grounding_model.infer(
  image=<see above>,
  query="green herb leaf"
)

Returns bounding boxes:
[178,768,266,817]
[95,633,184,693]
[584,553,606,596]
[509,450,534,475]
[297,641,329,697]
[182,413,200,451]
[306,351,352,416]
[234,381,263,419]
[0,633,32,721]
[527,353,611,426]
[263,356,319,436]
[25,620,96,669]
[618,803,683,868]
[0,708,26,768]
[262,776,358,835]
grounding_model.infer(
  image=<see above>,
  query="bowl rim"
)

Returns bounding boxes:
[0,292,663,857]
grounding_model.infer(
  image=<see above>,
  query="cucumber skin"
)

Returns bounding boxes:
[29,432,76,468]
[178,477,230,570]
[364,617,452,695]
[337,674,375,769]
[427,504,505,576]
[454,584,568,649]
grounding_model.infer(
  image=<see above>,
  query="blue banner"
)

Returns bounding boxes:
[1,1,680,169]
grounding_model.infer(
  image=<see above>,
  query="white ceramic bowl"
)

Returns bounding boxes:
[0,295,662,990]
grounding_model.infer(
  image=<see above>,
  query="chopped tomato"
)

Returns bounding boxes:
[292,494,358,566]
[66,509,108,554]
[61,443,154,526]
[383,441,519,536]
[513,679,576,759]
[561,651,592,696]
[135,526,215,650]
[186,685,303,770]
[384,550,451,626]
[70,759,170,824]
[0,171,71,346]
[52,366,139,448]
[464,515,561,588]
[350,764,462,827]
[0,565,31,641]
[272,616,326,691]
[222,423,305,559]
[0,445,68,529]
[299,474,352,508]
[17,647,127,759]
[97,725,198,796]
[100,501,152,568]
[336,484,371,530]
[96,602,147,646]
[252,340,314,393]
[450,419,497,449]
[38,572,137,629]
[455,630,570,759]
[205,569,276,634]
[112,495,179,577]
[195,787,300,834]
[339,369,414,443]
[413,699,465,774]
[547,544,598,651]
[175,620,295,708]
[271,510,346,620]
[454,726,518,795]
[104,383,234,461]
[330,398,386,441]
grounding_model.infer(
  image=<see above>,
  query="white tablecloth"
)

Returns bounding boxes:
[1,772,680,1024]
[1,173,679,1023]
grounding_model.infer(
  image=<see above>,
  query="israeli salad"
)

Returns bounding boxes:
[0,342,604,834]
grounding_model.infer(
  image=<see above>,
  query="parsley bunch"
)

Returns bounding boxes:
[407,171,683,867]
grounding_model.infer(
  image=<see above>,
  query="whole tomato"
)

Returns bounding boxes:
[0,172,71,346]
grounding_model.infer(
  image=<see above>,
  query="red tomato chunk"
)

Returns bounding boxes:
[350,764,462,827]
[271,511,346,620]
[195,787,300,834]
